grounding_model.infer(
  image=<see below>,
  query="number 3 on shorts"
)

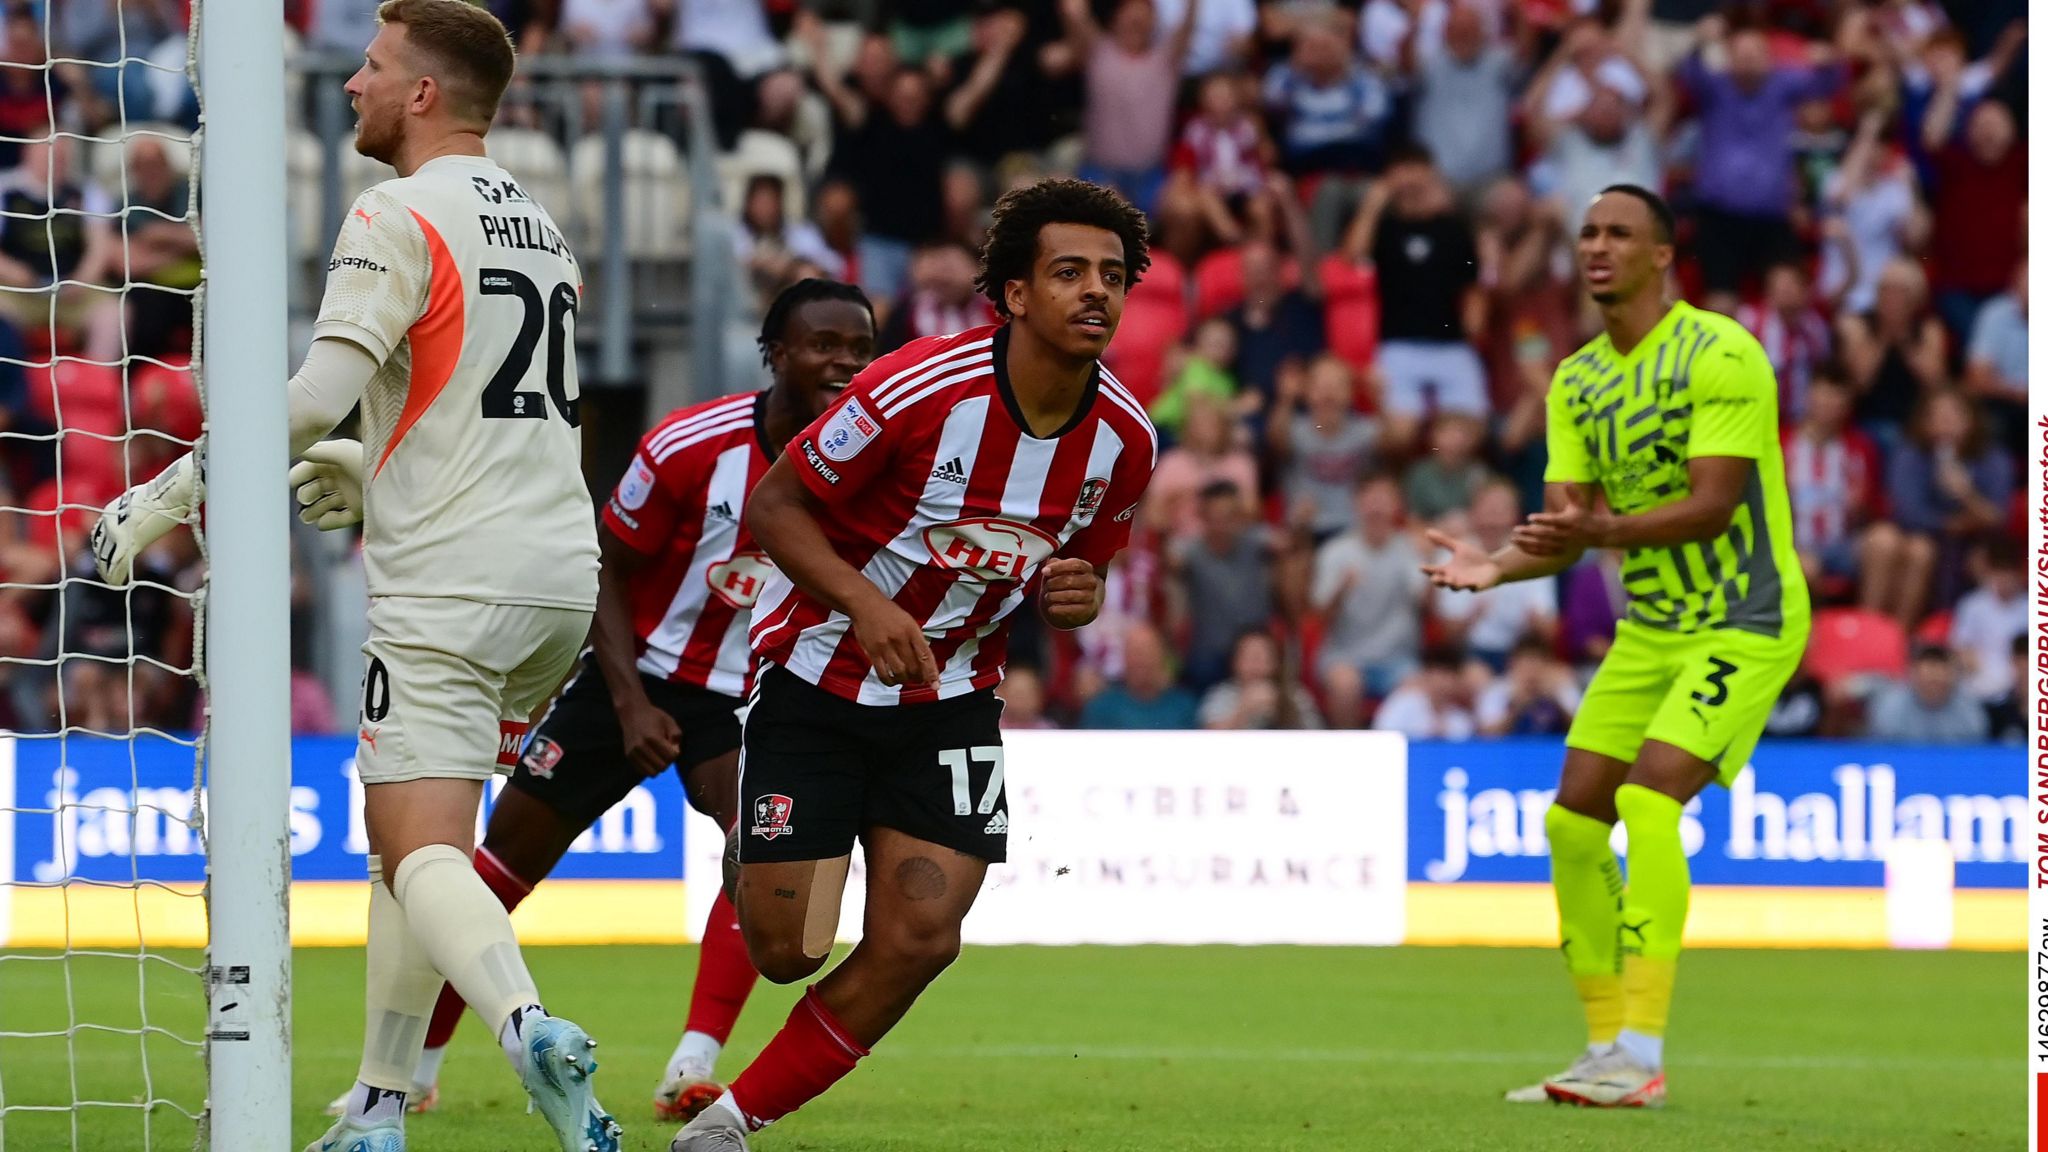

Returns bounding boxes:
[938,747,1004,816]
[1689,656,1738,709]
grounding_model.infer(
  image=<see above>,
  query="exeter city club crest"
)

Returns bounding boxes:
[1074,477,1109,519]
[750,793,795,840]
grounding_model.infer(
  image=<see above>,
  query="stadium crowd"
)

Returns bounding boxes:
[0,0,2028,746]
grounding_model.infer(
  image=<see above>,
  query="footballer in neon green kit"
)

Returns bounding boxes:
[1424,184,1809,1109]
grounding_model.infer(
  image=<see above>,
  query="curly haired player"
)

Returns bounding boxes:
[670,179,1157,1151]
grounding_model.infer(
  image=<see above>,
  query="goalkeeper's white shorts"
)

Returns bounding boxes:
[353,596,591,785]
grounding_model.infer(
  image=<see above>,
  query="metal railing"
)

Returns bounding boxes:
[286,53,735,403]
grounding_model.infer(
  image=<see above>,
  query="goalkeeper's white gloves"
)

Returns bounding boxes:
[91,439,364,588]
[91,447,203,586]
[288,438,366,531]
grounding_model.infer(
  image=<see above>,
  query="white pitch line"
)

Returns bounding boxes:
[879,1044,2003,1073]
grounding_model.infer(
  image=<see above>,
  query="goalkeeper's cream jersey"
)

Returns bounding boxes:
[313,153,598,611]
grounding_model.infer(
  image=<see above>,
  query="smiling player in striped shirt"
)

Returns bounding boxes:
[670,179,1157,1151]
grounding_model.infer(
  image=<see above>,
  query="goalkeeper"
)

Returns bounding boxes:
[94,4,621,1152]
[1423,185,1809,1109]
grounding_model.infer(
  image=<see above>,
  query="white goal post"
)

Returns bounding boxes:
[197,0,293,1144]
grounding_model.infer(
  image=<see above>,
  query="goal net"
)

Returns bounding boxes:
[0,1,292,1148]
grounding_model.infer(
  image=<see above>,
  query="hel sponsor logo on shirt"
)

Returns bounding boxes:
[706,550,775,609]
[522,735,566,779]
[923,517,1061,584]
[751,793,796,840]
[616,455,657,511]
[801,440,841,485]
[817,397,880,462]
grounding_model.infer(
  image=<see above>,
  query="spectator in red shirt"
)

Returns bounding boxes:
[1780,368,1902,616]
[1736,259,1832,423]
[1167,71,1277,246]
[1922,95,2024,343]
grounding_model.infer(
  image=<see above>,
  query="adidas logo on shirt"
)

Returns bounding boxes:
[707,500,736,521]
[931,457,968,484]
[983,811,1007,835]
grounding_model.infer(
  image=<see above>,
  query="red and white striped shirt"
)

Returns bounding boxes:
[750,325,1158,706]
[602,391,776,697]
[1736,302,1830,422]
[1780,424,1882,550]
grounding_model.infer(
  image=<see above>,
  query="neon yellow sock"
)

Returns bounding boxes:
[1614,783,1689,1042]
[1622,955,1677,1039]
[1544,804,1624,1047]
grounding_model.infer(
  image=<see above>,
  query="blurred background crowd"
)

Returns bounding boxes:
[0,0,2028,748]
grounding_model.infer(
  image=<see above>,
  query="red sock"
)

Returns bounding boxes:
[726,987,866,1129]
[422,846,534,1049]
[684,890,759,1045]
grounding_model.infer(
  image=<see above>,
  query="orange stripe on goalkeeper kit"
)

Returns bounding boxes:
[375,210,466,478]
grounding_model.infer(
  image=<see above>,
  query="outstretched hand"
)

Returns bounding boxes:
[1420,529,1502,593]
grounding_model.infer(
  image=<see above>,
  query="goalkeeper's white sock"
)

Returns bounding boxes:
[498,1002,552,1071]
[355,854,443,1107]
[342,1082,407,1128]
[390,844,544,1074]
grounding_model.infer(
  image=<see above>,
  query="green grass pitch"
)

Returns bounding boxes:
[0,943,2014,1151]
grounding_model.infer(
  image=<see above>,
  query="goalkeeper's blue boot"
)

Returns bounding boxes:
[520,1015,624,1152]
[304,1115,404,1152]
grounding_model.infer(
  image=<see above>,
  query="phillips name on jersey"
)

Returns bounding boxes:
[314,155,598,610]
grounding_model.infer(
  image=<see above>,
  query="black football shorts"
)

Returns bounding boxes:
[736,664,1008,865]
[505,653,743,832]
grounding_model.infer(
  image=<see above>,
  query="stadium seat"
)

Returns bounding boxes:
[1191,247,1300,320]
[27,361,126,493]
[1912,610,1951,647]
[487,126,571,222]
[281,129,392,262]
[568,130,692,260]
[1319,255,1379,374]
[1100,251,1187,407]
[129,358,201,446]
[283,126,330,258]
[718,129,806,223]
[21,474,115,556]
[1802,607,1908,692]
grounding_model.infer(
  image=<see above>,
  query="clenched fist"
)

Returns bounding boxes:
[1037,557,1103,630]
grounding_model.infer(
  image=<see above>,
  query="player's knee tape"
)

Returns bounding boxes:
[360,854,445,1091]
[392,843,539,1031]
[1614,784,1689,961]
[802,855,852,960]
